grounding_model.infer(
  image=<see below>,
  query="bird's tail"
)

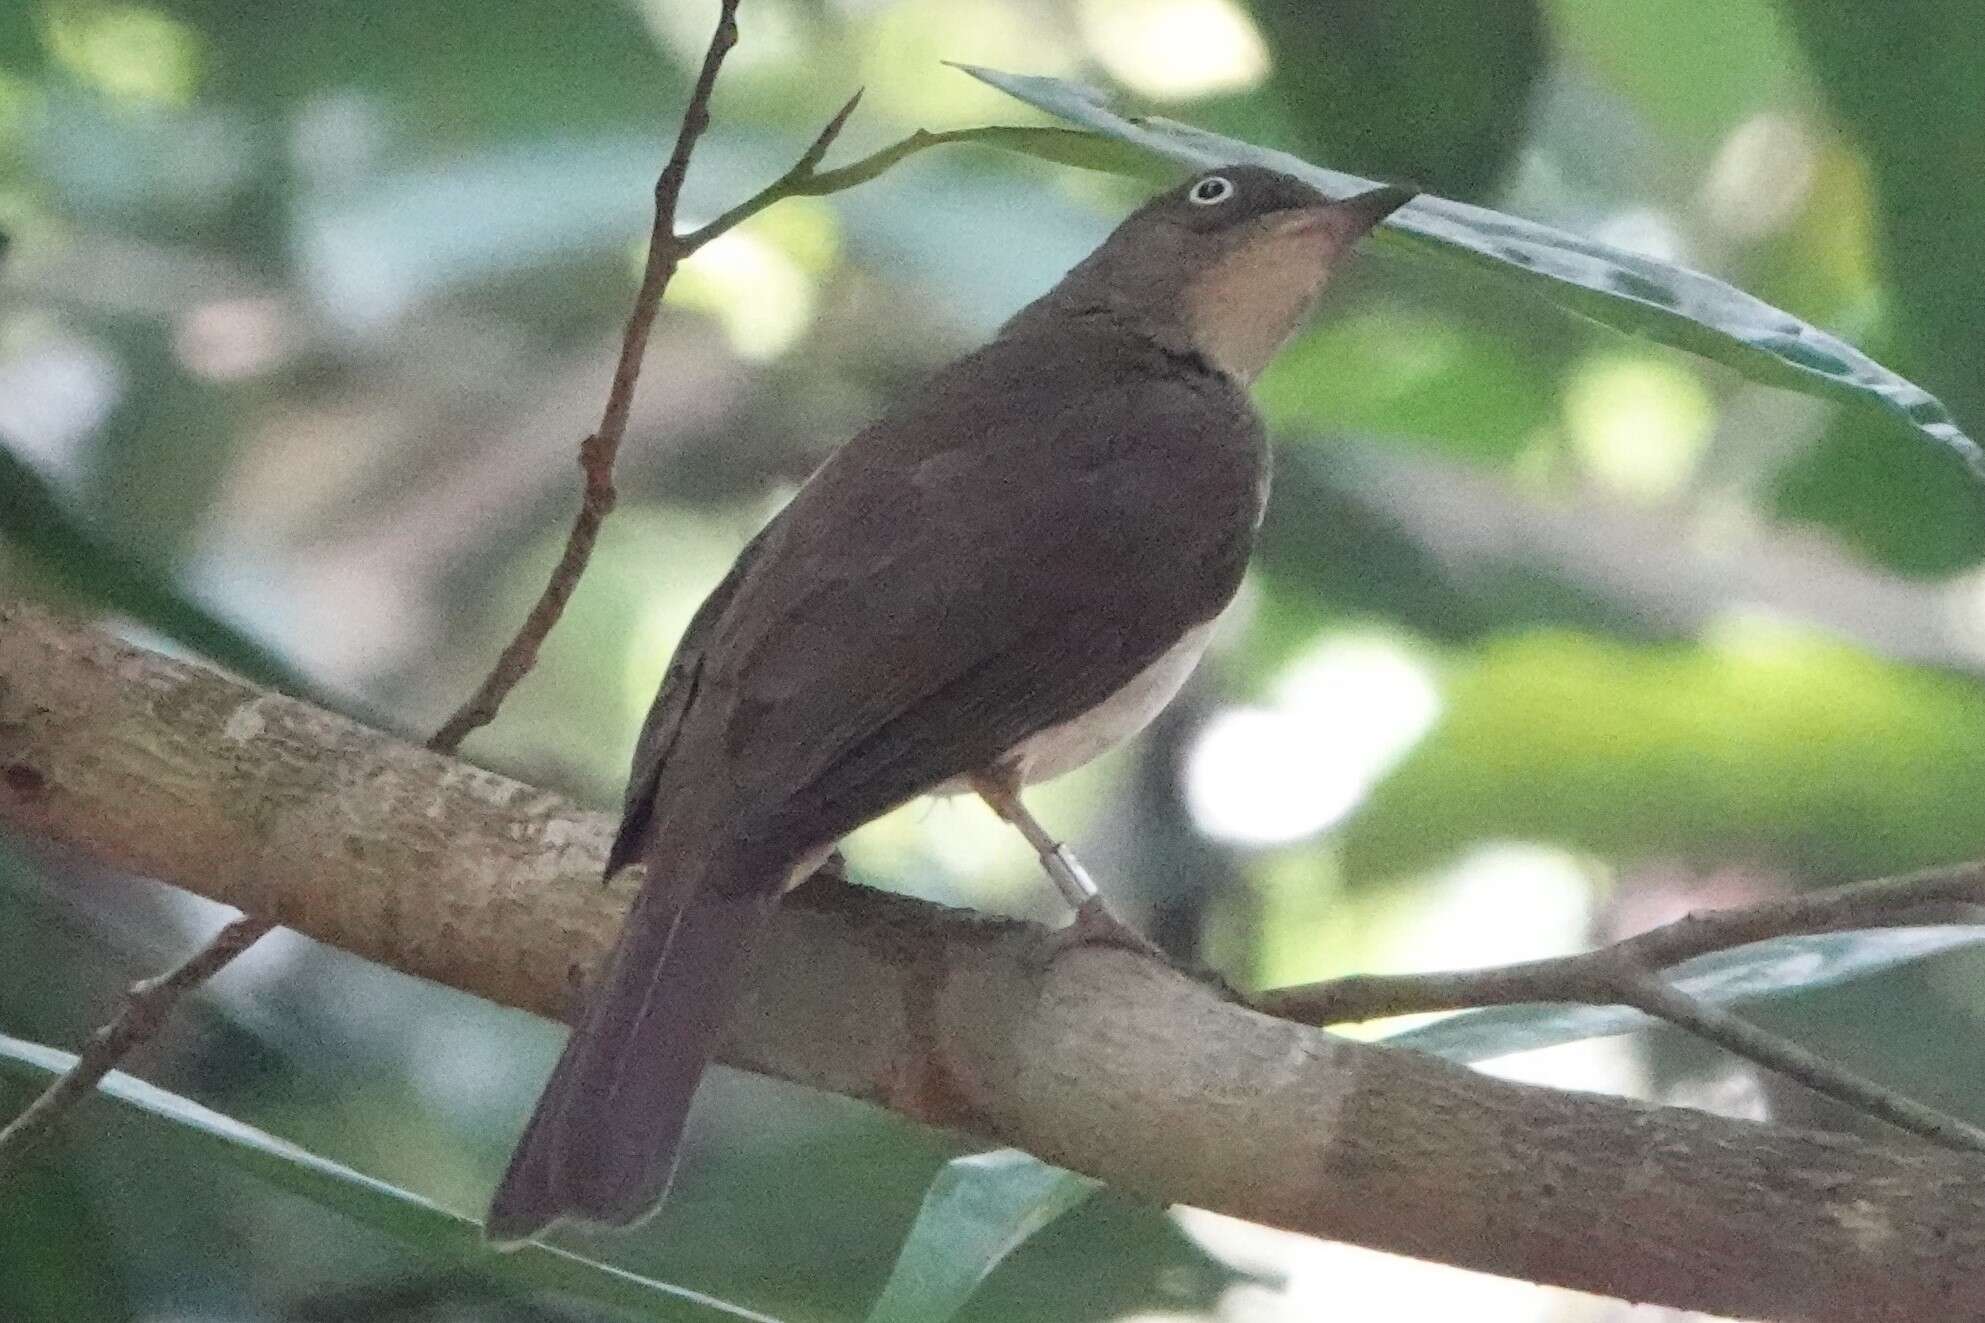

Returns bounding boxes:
[485,861,774,1244]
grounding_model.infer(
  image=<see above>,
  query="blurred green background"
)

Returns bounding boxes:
[4,0,1985,1319]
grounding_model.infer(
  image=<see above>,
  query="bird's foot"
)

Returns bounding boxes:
[1037,895,1169,965]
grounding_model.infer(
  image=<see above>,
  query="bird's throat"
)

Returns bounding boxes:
[1183,225,1339,382]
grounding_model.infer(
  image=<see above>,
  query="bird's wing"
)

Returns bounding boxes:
[679,327,1267,860]
[604,520,776,877]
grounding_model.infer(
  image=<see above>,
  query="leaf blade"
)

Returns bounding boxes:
[865,1149,1100,1323]
[0,1032,784,1322]
[957,66,1982,478]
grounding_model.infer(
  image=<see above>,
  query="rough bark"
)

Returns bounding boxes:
[2,597,1981,1321]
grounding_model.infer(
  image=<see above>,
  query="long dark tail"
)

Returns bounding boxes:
[485,863,774,1243]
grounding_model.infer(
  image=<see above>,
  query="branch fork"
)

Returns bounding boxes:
[1253,862,1985,1154]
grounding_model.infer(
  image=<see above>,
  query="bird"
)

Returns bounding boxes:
[485,164,1412,1242]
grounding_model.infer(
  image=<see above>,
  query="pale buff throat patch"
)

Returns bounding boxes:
[1184,218,1345,382]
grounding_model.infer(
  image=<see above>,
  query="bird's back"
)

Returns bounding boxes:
[652,315,1269,861]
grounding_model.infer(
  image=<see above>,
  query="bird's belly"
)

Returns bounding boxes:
[1001,617,1218,786]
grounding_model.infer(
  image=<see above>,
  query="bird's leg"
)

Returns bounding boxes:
[968,772,1097,907]
[968,771,1165,960]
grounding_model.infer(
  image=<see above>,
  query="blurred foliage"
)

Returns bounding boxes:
[1344,628,1985,880]
[5,0,1985,1319]
[1247,0,1545,199]
[1772,0,1985,572]
[0,445,306,690]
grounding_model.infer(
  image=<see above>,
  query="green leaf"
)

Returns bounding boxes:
[1376,925,1985,1063]
[957,66,1983,482]
[0,446,306,693]
[0,1032,783,1322]
[1782,0,1985,434]
[865,1149,1100,1323]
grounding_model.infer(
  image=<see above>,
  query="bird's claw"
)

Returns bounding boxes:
[1036,896,1169,965]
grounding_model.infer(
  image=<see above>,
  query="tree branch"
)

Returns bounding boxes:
[4,597,1985,1321]
[0,911,266,1166]
[1611,967,1985,1152]
[1257,862,1985,1024]
[1254,865,1985,1153]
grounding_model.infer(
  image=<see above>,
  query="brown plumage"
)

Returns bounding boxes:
[486,165,1411,1241]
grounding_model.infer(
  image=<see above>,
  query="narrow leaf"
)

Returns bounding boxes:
[0,1032,783,1322]
[866,1149,1100,1323]
[959,66,1982,479]
[1376,925,1985,1062]
[0,446,306,692]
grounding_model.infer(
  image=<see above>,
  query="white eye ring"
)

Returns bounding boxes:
[1189,175,1235,206]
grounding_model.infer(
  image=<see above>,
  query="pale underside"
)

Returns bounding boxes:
[937,614,1220,792]
[770,614,1220,893]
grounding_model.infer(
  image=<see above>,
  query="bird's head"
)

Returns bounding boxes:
[1042,165,1413,382]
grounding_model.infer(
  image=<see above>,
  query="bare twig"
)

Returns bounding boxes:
[0,912,269,1171]
[0,0,763,1172]
[1255,861,1985,1023]
[683,120,1097,249]
[418,84,1064,754]
[1255,859,1985,1154]
[389,139,1097,747]
[1612,968,1985,1152]
[426,0,745,753]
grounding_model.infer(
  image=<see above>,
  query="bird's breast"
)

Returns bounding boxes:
[1000,615,1219,786]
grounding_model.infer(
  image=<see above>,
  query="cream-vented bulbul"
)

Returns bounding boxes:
[486,165,1411,1241]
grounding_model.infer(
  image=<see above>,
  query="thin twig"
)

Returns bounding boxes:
[1611,967,1985,1153]
[0,913,269,1171]
[426,0,744,754]
[427,138,1092,746]
[1255,860,1985,1023]
[1254,859,1985,1156]
[0,0,762,1173]
[689,120,986,247]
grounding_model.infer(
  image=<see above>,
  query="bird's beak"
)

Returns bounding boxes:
[1272,184,1417,246]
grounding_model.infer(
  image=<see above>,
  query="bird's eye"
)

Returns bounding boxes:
[1189,175,1235,206]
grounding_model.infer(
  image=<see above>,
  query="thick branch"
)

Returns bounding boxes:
[3,599,1984,1321]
